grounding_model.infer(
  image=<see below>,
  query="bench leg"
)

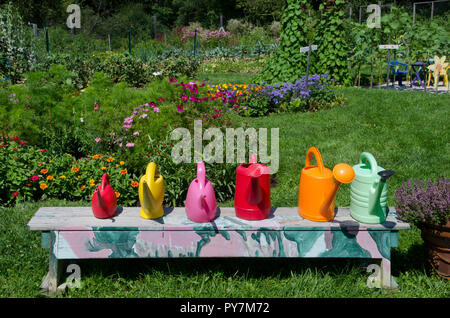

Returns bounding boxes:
[369,258,398,289]
[41,232,65,295]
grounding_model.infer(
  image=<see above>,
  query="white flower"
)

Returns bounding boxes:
[80,117,84,122]
[152,71,163,76]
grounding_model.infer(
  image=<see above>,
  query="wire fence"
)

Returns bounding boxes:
[347,0,449,23]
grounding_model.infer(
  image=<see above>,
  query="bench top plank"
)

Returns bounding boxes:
[27,207,410,232]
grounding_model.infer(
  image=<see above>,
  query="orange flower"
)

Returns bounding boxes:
[46,175,54,180]
[60,175,66,179]
[101,166,106,170]
[71,167,79,173]
[120,161,125,165]
[115,192,120,198]
[80,185,86,191]
[120,169,127,175]
[40,168,48,174]
[131,181,139,188]
[92,154,102,159]
[89,179,95,184]
[107,157,114,162]
[40,183,48,190]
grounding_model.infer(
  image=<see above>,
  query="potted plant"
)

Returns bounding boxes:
[394,176,449,280]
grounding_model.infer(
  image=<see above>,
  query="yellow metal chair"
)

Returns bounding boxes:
[427,56,449,89]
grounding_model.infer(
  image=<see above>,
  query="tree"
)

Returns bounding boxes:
[236,0,286,25]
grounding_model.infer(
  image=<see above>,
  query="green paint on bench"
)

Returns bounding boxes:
[41,231,50,249]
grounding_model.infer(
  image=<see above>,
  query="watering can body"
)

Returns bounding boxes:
[91,174,117,219]
[139,162,165,219]
[350,153,390,224]
[185,162,218,223]
[298,147,355,222]
[234,154,271,220]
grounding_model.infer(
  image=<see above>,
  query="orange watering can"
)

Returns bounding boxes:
[298,147,355,222]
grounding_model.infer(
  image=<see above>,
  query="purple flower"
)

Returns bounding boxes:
[394,176,449,225]
[177,104,183,112]
[126,143,135,148]
[153,107,160,113]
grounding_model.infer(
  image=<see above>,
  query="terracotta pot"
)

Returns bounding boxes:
[420,221,450,280]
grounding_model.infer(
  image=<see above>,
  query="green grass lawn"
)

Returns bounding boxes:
[0,88,449,298]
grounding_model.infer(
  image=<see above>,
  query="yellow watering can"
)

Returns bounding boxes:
[139,162,165,219]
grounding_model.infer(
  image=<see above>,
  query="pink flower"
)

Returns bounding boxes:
[126,143,135,147]
[181,94,188,102]
[169,77,177,83]
[133,131,140,135]
[153,107,160,113]
[94,102,99,111]
[158,98,165,102]
[140,113,148,119]
[149,102,156,107]
[12,192,18,198]
[95,137,101,143]
[177,104,183,112]
[30,175,39,182]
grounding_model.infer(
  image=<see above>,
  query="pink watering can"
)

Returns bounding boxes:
[91,173,117,219]
[185,162,218,223]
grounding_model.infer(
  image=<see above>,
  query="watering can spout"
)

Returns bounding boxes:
[321,163,355,213]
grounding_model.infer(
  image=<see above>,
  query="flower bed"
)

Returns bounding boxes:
[0,136,138,206]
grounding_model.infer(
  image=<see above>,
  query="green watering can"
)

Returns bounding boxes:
[350,152,395,224]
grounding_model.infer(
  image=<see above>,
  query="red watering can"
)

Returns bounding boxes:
[234,154,271,220]
[91,173,117,219]
[185,162,218,223]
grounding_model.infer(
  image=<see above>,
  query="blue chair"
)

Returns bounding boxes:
[389,60,408,86]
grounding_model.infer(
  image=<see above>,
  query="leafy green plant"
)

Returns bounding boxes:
[315,0,350,86]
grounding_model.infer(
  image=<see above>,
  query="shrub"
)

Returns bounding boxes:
[32,52,197,88]
[226,19,246,34]
[269,21,281,38]
[394,177,450,226]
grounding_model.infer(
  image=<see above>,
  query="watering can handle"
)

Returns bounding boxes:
[359,152,378,177]
[100,173,110,192]
[305,147,325,176]
[197,161,206,190]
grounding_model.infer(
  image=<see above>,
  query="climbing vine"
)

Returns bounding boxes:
[258,0,350,85]
[256,0,312,83]
[314,0,350,85]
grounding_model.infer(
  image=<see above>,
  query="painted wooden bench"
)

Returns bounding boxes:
[27,206,410,294]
